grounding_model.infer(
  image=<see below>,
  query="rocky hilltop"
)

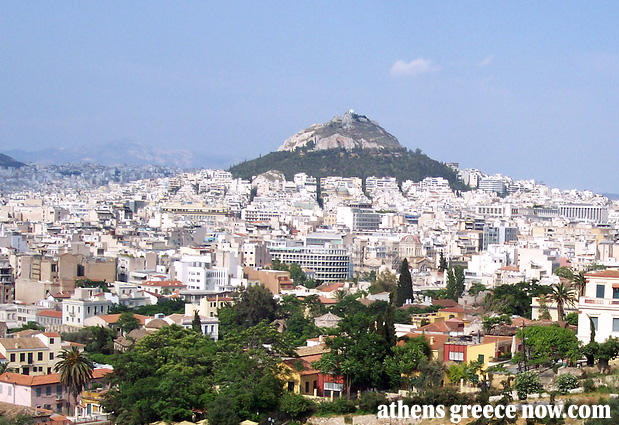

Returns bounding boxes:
[278,111,401,152]
[229,111,466,190]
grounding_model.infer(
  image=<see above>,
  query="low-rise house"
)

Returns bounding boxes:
[183,295,234,319]
[443,336,495,370]
[164,314,219,340]
[83,313,149,333]
[137,280,186,295]
[279,344,346,398]
[36,310,63,333]
[0,367,112,413]
[0,332,65,376]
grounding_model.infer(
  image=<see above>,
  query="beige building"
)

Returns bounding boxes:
[0,332,65,376]
[184,295,234,318]
[243,267,294,295]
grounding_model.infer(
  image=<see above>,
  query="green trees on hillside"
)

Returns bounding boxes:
[228,148,467,191]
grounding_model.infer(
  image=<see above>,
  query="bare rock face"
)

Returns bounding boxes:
[278,111,402,152]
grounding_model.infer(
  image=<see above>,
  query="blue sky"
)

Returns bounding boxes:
[1,2,618,192]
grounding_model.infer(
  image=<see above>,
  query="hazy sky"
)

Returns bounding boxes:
[1,2,618,192]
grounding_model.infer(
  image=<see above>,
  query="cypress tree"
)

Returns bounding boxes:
[192,310,202,334]
[395,258,413,306]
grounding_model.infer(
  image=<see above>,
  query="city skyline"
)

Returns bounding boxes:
[1,2,618,193]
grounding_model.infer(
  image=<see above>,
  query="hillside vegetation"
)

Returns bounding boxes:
[229,147,467,190]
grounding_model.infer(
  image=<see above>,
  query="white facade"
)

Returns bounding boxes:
[62,288,112,328]
[269,244,350,283]
[577,270,619,343]
[173,255,231,291]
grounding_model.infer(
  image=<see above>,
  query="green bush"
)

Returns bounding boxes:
[555,373,579,395]
[316,397,356,415]
[583,378,596,393]
[403,387,473,407]
[358,392,388,414]
[279,392,315,419]
[515,371,543,400]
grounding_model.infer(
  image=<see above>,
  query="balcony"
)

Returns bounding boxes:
[580,297,619,307]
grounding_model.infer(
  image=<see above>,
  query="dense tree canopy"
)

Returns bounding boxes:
[482,281,551,318]
[514,325,580,367]
[218,284,278,334]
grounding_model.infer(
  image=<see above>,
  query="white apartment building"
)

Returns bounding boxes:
[173,255,230,291]
[559,204,609,224]
[269,244,350,283]
[479,178,506,194]
[62,288,112,328]
[577,270,619,343]
[242,241,271,268]
[336,203,381,233]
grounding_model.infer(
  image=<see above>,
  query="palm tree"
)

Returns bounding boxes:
[54,347,94,413]
[549,282,577,321]
[571,272,587,297]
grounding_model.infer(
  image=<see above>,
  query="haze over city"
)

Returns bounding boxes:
[1,2,618,192]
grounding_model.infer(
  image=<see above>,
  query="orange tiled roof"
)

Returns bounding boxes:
[38,310,63,318]
[585,270,619,278]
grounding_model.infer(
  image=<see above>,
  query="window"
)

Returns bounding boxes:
[591,317,599,331]
[478,354,485,363]
[448,351,464,362]
[36,388,42,397]
[56,385,62,396]
[10,354,15,362]
[613,318,619,333]
[49,338,54,344]
[38,352,43,361]
[49,353,54,360]
[20,353,25,362]
[614,288,619,299]
[597,285,605,298]
[46,386,51,396]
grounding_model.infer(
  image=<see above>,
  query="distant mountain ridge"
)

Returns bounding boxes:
[5,141,239,170]
[230,111,466,189]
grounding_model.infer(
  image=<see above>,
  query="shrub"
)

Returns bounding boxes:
[279,392,315,419]
[316,397,356,415]
[555,373,579,395]
[583,378,596,393]
[514,371,543,400]
[358,392,388,414]
[403,387,472,407]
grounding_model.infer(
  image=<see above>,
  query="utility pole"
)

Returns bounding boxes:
[521,322,527,372]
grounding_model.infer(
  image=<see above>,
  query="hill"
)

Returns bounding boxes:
[0,153,25,168]
[229,112,465,189]
[278,110,401,152]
